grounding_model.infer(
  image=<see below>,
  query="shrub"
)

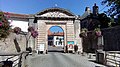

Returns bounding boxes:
[79,28,88,37]
[94,28,102,37]
[13,27,21,34]
[28,26,34,32]
[0,11,11,40]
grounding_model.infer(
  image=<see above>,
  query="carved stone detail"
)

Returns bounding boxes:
[40,12,69,17]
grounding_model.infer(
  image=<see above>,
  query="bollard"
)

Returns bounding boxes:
[2,61,13,67]
[46,50,48,54]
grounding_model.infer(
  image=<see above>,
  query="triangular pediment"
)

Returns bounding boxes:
[36,8,75,17]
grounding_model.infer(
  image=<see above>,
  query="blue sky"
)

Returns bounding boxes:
[0,0,109,32]
[0,0,108,15]
[50,26,63,32]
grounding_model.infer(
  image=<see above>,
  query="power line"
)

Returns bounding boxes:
[99,5,107,12]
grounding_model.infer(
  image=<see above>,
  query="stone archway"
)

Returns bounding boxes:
[46,23,66,52]
[30,8,82,54]
[47,26,64,47]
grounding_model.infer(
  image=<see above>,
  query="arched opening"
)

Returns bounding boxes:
[48,26,64,52]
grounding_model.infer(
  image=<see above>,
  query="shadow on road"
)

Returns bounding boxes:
[88,60,107,67]
[48,50,64,53]
[48,46,64,53]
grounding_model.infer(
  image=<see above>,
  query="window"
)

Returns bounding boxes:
[56,37,59,40]
[56,41,57,45]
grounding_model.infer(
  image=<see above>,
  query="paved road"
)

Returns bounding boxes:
[27,52,106,67]
[48,46,64,52]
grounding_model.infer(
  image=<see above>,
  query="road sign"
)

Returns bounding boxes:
[67,41,74,51]
[37,44,44,51]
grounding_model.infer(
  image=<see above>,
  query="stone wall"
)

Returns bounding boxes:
[102,26,120,51]
[0,33,26,53]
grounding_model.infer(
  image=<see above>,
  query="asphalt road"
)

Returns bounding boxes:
[29,52,106,67]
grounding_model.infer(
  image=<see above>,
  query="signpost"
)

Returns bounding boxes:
[67,41,74,53]
[37,44,45,54]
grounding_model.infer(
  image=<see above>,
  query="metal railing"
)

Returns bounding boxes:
[105,51,120,67]
[0,51,29,67]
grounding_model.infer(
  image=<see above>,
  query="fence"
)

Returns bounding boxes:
[0,51,29,67]
[105,51,120,67]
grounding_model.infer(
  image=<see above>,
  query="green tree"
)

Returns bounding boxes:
[101,0,120,17]
[98,13,111,28]
[87,13,110,29]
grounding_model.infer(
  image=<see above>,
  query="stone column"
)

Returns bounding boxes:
[74,18,83,53]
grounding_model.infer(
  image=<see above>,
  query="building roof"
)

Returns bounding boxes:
[81,7,91,20]
[48,30,64,36]
[48,30,53,35]
[3,7,76,19]
[4,12,29,19]
[36,7,75,16]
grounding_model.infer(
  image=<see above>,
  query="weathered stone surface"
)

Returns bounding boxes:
[0,33,26,61]
[28,8,82,53]
[0,33,26,53]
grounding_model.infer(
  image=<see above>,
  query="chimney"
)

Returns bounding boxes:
[85,7,90,12]
[93,3,99,16]
[85,7,91,15]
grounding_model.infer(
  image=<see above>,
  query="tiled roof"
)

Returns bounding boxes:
[4,12,29,18]
[81,11,91,20]
[48,30,52,35]
[48,30,64,36]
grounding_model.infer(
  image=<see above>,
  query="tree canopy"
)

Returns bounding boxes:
[86,13,110,30]
[102,0,120,17]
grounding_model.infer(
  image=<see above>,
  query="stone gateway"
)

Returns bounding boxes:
[8,7,82,53]
[28,8,82,53]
